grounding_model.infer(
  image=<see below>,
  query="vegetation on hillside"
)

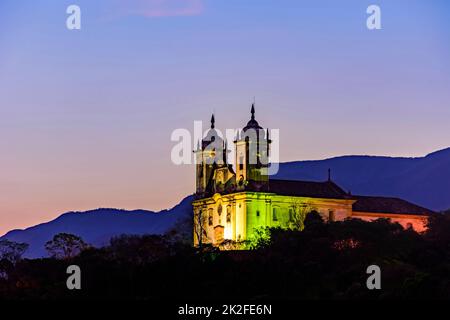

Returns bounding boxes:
[1,213,450,300]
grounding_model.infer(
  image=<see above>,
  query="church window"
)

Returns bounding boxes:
[239,156,244,171]
[272,208,278,221]
[218,204,222,216]
[328,210,335,222]
[208,209,213,226]
[226,206,231,223]
[256,210,260,217]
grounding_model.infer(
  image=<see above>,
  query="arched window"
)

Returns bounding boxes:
[239,156,244,171]
[208,208,213,226]
[328,210,335,222]
[226,206,231,223]
[272,208,278,221]
[217,204,222,216]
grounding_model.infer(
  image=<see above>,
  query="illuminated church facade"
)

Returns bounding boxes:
[192,105,433,247]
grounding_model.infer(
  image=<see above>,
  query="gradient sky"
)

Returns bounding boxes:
[1,0,449,235]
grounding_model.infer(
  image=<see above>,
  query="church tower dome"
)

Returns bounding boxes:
[242,103,263,132]
[201,114,224,150]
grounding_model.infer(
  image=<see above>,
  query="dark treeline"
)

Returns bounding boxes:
[1,213,450,300]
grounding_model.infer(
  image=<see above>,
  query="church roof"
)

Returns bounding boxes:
[352,196,435,216]
[266,179,434,215]
[266,179,350,199]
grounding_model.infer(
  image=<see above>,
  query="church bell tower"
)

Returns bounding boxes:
[194,114,227,194]
[234,104,271,189]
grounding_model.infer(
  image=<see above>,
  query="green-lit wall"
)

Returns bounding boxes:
[192,192,354,247]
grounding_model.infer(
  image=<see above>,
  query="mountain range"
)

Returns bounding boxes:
[275,147,450,211]
[1,196,193,258]
[2,147,449,258]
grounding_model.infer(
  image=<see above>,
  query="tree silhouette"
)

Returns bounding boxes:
[0,239,29,264]
[193,209,209,248]
[289,200,316,231]
[45,233,88,259]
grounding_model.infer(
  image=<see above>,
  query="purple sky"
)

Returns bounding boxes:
[0,0,449,234]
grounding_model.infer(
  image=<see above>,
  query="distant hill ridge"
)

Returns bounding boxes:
[1,196,193,258]
[275,147,450,211]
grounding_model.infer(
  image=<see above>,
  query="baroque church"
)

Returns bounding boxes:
[192,105,434,247]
